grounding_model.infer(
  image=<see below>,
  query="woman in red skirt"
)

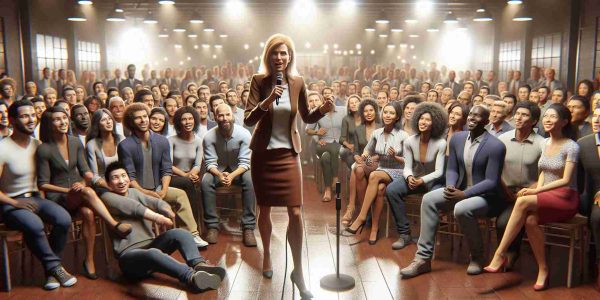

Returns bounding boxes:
[485,103,580,291]
[244,33,333,299]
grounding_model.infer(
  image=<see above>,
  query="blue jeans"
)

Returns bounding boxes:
[118,229,206,283]
[0,196,72,272]
[201,171,256,230]
[386,178,442,235]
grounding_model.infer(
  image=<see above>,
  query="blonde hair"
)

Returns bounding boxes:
[258,33,298,77]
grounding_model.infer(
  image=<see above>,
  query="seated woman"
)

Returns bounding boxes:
[149,107,169,136]
[341,99,381,226]
[385,102,448,249]
[86,108,124,192]
[36,106,132,280]
[305,91,345,202]
[485,104,580,291]
[168,106,208,247]
[345,102,409,244]
[445,102,468,157]
[101,162,225,292]
[339,95,362,169]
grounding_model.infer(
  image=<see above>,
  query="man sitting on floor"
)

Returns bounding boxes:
[101,162,226,292]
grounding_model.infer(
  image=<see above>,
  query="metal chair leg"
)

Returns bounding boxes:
[567,233,575,288]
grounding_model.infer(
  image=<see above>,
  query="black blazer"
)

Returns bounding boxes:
[577,134,600,215]
[36,136,91,201]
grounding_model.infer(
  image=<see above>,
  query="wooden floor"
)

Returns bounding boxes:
[2,164,600,299]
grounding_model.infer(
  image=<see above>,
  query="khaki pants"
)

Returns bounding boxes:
[163,187,199,236]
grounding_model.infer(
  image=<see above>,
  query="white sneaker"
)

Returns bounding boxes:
[43,276,60,290]
[193,235,209,248]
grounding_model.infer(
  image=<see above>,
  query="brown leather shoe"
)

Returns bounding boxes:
[205,228,219,244]
[243,229,257,247]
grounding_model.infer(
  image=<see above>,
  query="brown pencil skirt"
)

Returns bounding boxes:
[251,148,303,207]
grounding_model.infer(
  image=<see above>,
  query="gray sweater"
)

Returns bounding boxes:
[168,135,203,172]
[402,135,447,184]
[101,188,172,257]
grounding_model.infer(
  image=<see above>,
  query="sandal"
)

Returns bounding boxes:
[114,222,133,238]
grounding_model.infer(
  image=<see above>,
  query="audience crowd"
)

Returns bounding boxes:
[0,58,600,292]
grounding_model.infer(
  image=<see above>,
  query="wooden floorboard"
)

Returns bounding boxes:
[1,164,600,299]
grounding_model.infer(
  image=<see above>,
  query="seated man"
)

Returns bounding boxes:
[401,105,507,278]
[202,104,256,246]
[496,101,544,269]
[117,103,206,247]
[101,162,226,292]
[485,100,513,137]
[0,100,75,290]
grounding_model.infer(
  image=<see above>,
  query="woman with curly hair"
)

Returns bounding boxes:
[345,102,409,245]
[341,99,382,226]
[385,102,448,249]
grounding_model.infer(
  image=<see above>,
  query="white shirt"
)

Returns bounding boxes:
[115,122,125,137]
[0,137,41,197]
[196,123,208,140]
[268,84,293,150]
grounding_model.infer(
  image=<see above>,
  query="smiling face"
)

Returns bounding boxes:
[348,96,360,113]
[194,101,209,120]
[51,111,70,135]
[180,112,195,133]
[418,112,432,134]
[107,168,130,195]
[513,107,534,131]
[150,112,165,133]
[12,105,37,134]
[448,106,464,127]
[0,104,8,127]
[466,106,489,131]
[363,104,376,123]
[132,110,149,133]
[382,105,399,126]
[404,102,416,121]
[542,108,567,134]
[270,44,290,74]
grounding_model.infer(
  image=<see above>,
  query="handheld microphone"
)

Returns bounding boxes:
[276,72,283,105]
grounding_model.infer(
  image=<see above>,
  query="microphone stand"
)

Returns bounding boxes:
[320,182,355,291]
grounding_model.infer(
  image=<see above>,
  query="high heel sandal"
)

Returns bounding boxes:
[344,220,365,235]
[290,269,313,299]
[82,260,98,280]
[483,254,508,273]
[533,272,550,291]
[262,257,273,279]
[341,206,354,226]
[114,222,133,238]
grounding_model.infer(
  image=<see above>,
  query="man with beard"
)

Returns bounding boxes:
[71,104,90,145]
[201,104,256,246]
[117,103,204,247]
[192,99,216,140]
[401,105,507,278]
[0,100,75,290]
[134,89,155,110]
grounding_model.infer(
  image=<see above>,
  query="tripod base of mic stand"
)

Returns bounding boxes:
[320,273,355,291]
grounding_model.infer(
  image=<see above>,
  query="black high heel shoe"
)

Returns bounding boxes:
[290,269,313,299]
[345,220,365,235]
[368,230,379,245]
[82,260,98,280]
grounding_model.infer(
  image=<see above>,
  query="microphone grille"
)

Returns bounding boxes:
[276,72,283,80]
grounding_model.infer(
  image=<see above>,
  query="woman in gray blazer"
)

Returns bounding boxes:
[37,106,132,280]
[86,109,124,188]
